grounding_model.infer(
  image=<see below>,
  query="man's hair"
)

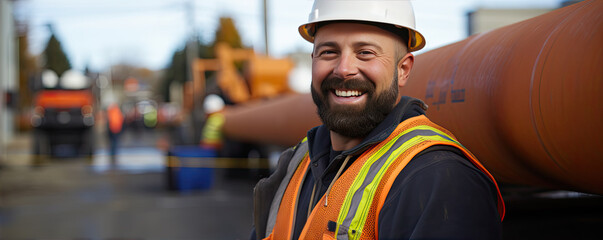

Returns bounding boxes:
[394,39,409,63]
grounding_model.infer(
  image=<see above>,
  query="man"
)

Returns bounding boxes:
[252,1,505,239]
[106,103,124,157]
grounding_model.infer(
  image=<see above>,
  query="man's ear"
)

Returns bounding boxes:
[397,53,414,87]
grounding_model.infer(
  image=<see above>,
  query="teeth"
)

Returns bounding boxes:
[335,90,362,97]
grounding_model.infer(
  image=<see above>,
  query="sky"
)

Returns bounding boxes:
[14,0,563,72]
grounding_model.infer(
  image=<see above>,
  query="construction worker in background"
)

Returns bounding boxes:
[200,94,226,149]
[252,1,505,239]
[106,103,124,156]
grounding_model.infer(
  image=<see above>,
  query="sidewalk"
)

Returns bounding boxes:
[0,132,32,168]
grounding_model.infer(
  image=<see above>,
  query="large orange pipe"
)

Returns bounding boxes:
[222,93,322,147]
[221,0,603,195]
[401,0,603,194]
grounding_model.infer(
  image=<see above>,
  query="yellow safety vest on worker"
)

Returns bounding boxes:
[262,115,505,240]
[200,112,225,148]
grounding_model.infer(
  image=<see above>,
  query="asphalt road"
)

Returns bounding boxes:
[0,128,259,239]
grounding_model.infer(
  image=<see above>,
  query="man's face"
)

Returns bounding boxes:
[311,22,403,138]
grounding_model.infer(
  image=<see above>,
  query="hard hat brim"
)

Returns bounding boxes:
[299,21,426,52]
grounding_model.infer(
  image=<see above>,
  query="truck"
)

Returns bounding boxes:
[31,69,96,162]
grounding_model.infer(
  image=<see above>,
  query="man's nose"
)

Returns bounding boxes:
[333,53,359,79]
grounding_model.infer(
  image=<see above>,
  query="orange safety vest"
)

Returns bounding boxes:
[107,103,124,134]
[263,115,505,240]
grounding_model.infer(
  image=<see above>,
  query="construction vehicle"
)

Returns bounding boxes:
[164,42,297,180]
[188,43,295,144]
[188,42,294,107]
[31,69,96,161]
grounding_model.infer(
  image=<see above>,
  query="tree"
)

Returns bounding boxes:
[42,30,71,77]
[213,17,244,48]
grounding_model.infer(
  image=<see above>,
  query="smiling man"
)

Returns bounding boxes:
[310,22,411,149]
[252,1,505,239]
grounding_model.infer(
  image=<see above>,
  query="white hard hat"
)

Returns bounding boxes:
[41,69,59,88]
[60,69,89,89]
[298,0,426,52]
[203,94,225,114]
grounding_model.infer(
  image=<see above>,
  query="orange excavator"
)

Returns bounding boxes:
[185,42,299,148]
[187,42,294,109]
[169,42,300,177]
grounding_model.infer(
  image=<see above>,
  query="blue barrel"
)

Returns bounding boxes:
[167,146,216,192]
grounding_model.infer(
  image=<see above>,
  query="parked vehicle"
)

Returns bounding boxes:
[31,69,95,161]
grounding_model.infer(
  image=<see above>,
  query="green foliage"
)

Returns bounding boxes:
[42,33,71,77]
[214,17,243,48]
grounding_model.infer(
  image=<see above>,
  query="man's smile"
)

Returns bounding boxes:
[334,89,364,97]
[329,88,368,105]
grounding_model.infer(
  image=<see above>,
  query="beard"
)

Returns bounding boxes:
[311,73,398,139]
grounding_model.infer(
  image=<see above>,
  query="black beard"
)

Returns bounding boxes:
[311,74,398,138]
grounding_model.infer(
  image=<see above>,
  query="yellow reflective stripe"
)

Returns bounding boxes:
[335,131,402,236]
[336,125,420,236]
[363,135,459,237]
[408,125,458,145]
[338,125,461,239]
[352,134,458,239]
[349,135,429,238]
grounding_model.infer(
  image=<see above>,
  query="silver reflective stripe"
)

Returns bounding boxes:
[339,129,454,238]
[265,141,309,236]
[337,224,350,240]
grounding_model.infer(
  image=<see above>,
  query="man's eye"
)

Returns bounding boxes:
[357,50,376,60]
[320,50,336,56]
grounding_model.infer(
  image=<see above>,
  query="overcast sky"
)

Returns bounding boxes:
[14,0,563,72]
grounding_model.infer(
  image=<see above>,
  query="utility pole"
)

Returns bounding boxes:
[263,0,269,56]
[184,0,202,144]
[185,0,198,84]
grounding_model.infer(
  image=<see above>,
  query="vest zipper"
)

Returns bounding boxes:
[323,155,352,207]
[306,155,352,218]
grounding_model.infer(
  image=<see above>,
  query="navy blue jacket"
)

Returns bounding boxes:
[252,96,502,239]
